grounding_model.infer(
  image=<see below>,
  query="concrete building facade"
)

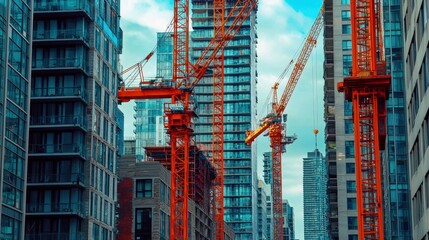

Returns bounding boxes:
[191,1,259,239]
[117,156,235,240]
[402,0,429,239]
[303,149,328,240]
[26,0,122,238]
[0,0,32,238]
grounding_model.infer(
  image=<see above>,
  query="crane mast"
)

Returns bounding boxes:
[244,6,324,240]
[212,0,226,239]
[337,0,389,239]
[118,1,257,239]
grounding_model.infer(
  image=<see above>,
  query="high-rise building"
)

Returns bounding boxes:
[263,152,272,185]
[403,1,429,239]
[257,179,268,240]
[0,0,32,238]
[282,200,295,240]
[266,192,273,240]
[191,1,259,239]
[27,0,122,238]
[323,0,411,239]
[303,149,328,240]
[134,32,171,161]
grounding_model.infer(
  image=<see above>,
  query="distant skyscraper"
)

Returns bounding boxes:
[403,0,429,239]
[257,179,268,240]
[323,0,411,239]
[27,0,122,238]
[191,1,259,239]
[283,200,295,240]
[266,193,273,240]
[263,152,272,184]
[134,32,172,160]
[0,0,32,238]
[303,149,328,240]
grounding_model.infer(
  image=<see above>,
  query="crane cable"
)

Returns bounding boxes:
[312,38,319,149]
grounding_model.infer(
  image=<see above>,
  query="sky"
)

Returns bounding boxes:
[118,0,324,239]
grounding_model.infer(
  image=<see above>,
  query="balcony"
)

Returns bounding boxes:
[26,232,85,240]
[27,173,85,187]
[33,29,90,46]
[26,202,86,216]
[34,0,93,19]
[28,144,86,159]
[31,87,88,102]
[30,115,87,131]
[32,58,89,74]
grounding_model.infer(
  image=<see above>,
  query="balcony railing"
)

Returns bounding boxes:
[26,203,85,215]
[30,115,87,129]
[31,87,87,101]
[28,173,85,185]
[32,58,89,72]
[34,0,93,17]
[33,29,90,43]
[28,144,86,158]
[26,232,85,240]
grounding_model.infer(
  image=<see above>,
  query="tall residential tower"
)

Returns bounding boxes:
[27,0,122,238]
[0,0,32,238]
[403,0,429,239]
[191,1,259,239]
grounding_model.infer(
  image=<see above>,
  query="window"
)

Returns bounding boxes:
[344,100,352,116]
[160,211,169,240]
[342,24,351,34]
[348,217,358,230]
[347,198,357,210]
[343,55,352,75]
[136,179,152,198]
[342,40,352,51]
[345,140,355,158]
[342,10,351,21]
[160,181,170,204]
[342,0,350,4]
[345,119,353,134]
[346,163,355,174]
[347,181,356,193]
[136,208,152,239]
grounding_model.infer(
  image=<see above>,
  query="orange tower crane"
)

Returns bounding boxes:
[244,5,324,240]
[212,0,226,239]
[118,1,258,239]
[337,0,389,239]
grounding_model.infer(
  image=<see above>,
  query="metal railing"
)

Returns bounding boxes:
[26,202,85,215]
[34,0,93,17]
[28,144,86,158]
[30,115,87,129]
[25,232,85,240]
[28,173,85,185]
[33,29,90,42]
[32,58,88,72]
[31,87,87,100]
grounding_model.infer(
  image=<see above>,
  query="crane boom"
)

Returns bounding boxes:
[337,0,389,238]
[244,4,324,240]
[245,5,324,145]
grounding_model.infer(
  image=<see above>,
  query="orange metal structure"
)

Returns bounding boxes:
[212,0,226,239]
[337,0,389,239]
[118,1,258,239]
[245,6,324,240]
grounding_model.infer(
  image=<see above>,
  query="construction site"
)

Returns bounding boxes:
[0,0,427,239]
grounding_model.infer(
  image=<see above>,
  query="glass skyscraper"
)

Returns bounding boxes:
[134,32,171,161]
[303,149,328,240]
[323,0,411,239]
[191,1,259,239]
[0,0,32,238]
[27,0,122,238]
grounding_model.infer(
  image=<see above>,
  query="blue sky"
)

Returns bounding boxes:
[118,1,324,239]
